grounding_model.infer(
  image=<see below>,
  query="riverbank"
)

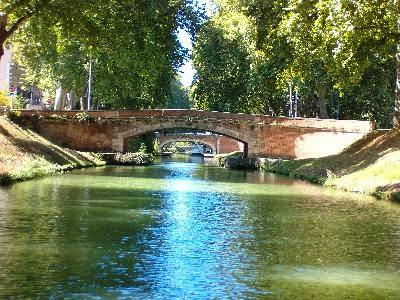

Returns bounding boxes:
[263,129,400,202]
[0,115,106,185]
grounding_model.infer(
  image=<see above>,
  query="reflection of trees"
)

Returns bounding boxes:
[1,166,399,298]
[0,174,159,297]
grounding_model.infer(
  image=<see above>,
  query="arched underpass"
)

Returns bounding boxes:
[156,132,243,155]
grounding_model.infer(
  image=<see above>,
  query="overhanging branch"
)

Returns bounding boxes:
[4,10,34,39]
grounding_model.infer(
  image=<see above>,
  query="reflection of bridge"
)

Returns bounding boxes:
[157,133,243,154]
[16,109,373,159]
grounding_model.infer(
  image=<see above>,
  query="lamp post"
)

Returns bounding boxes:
[87,58,93,111]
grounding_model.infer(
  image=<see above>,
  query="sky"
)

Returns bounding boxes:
[177,0,215,87]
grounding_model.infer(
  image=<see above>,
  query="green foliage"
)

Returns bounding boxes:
[191,0,399,125]
[49,114,68,120]
[127,133,157,154]
[73,112,94,122]
[167,78,190,109]
[0,91,10,108]
[264,159,326,184]
[153,138,161,155]
[112,152,154,166]
[9,156,61,182]
[5,0,202,110]
[138,143,148,154]
[215,151,243,165]
[192,9,252,113]
[0,91,25,110]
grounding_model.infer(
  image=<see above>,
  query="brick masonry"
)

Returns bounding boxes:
[16,109,374,159]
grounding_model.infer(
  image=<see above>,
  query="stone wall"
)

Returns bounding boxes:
[217,136,243,154]
[15,110,373,159]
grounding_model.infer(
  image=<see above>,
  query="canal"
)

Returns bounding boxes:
[0,156,399,298]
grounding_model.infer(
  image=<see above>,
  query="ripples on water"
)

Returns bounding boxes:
[0,155,399,299]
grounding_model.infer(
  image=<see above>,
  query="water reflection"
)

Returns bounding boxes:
[0,157,399,298]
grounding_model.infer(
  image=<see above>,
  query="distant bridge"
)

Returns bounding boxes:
[15,109,373,159]
[157,133,243,154]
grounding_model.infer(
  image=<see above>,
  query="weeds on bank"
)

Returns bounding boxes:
[0,116,105,185]
[265,129,400,202]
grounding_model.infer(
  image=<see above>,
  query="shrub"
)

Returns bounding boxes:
[215,151,243,166]
[127,132,157,153]
[74,112,94,122]
[49,114,68,120]
[0,91,25,110]
[9,156,60,182]
[0,90,10,108]
[111,152,154,165]
[224,157,260,170]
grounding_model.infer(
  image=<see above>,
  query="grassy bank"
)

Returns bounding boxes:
[0,115,105,185]
[264,129,400,202]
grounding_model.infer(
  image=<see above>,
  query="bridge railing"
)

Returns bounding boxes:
[14,109,374,133]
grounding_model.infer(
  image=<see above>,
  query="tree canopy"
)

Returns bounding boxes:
[191,0,399,127]
[1,0,399,127]
[3,0,203,109]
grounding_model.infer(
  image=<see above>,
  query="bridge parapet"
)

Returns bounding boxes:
[17,110,373,133]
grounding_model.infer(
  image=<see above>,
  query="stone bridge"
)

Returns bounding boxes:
[14,109,373,159]
[157,133,243,154]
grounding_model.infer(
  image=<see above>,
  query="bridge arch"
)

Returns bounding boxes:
[116,124,249,156]
[159,139,217,154]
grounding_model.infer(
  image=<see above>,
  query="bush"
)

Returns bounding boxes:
[74,112,94,122]
[127,132,157,153]
[224,157,260,170]
[8,156,60,183]
[0,91,25,110]
[110,152,154,166]
[0,90,9,108]
[215,151,243,166]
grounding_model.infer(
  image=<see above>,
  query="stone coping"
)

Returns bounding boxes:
[15,109,373,133]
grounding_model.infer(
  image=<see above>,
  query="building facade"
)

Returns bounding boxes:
[0,47,13,91]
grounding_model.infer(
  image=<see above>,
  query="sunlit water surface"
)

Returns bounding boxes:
[0,155,399,299]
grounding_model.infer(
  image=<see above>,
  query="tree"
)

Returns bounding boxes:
[395,0,400,127]
[317,0,399,124]
[0,0,87,59]
[240,0,292,116]
[191,4,253,113]
[10,0,202,110]
[192,0,398,124]
[167,78,190,109]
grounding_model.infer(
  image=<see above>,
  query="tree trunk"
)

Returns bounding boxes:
[394,15,400,128]
[0,42,4,60]
[70,91,80,110]
[0,15,7,60]
[395,52,400,128]
[66,91,79,110]
[317,91,329,119]
[79,83,89,110]
[80,94,89,110]
[54,87,67,110]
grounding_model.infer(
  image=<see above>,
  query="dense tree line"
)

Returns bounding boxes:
[1,0,399,127]
[191,0,399,128]
[0,0,203,109]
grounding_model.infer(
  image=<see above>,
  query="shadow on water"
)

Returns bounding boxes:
[0,156,399,298]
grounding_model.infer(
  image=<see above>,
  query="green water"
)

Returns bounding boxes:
[0,155,399,299]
